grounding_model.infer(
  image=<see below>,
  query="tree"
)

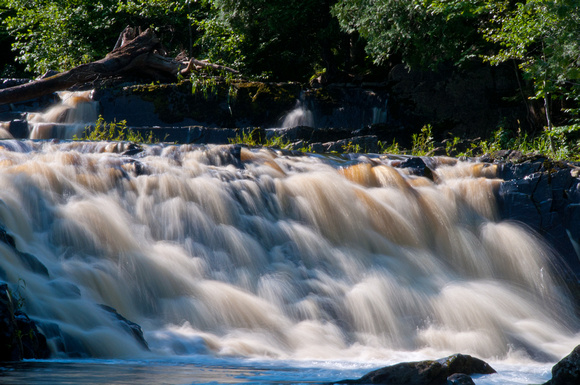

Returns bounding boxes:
[331,0,489,69]
[199,0,347,81]
[0,27,239,105]
[1,0,199,76]
[482,0,580,130]
[2,0,120,74]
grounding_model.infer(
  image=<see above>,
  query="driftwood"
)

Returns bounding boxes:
[0,28,238,106]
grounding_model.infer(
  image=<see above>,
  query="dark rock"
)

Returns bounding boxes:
[438,354,495,376]
[34,320,88,357]
[121,142,143,156]
[98,304,149,350]
[95,81,300,129]
[48,280,82,299]
[310,142,326,153]
[495,163,580,276]
[0,226,50,278]
[446,373,475,385]
[0,282,50,361]
[323,135,379,153]
[394,156,436,179]
[565,204,580,259]
[266,126,315,142]
[336,354,495,385]
[13,311,50,359]
[18,252,49,277]
[0,226,16,248]
[545,345,580,385]
[8,119,29,139]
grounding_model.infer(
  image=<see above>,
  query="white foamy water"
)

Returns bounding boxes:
[27,90,98,139]
[0,140,577,383]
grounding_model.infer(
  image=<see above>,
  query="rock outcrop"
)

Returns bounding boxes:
[494,156,580,276]
[336,354,495,385]
[544,345,580,385]
[99,304,149,350]
[0,282,50,361]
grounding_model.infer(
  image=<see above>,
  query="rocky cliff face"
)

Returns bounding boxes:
[494,155,580,278]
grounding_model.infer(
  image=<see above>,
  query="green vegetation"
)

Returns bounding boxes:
[228,127,293,149]
[229,123,580,161]
[411,125,435,156]
[75,116,159,143]
[1,0,579,154]
[0,0,196,74]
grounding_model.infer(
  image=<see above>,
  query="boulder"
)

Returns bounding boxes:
[544,345,580,385]
[336,354,495,385]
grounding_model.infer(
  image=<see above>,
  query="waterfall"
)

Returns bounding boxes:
[281,95,314,128]
[0,141,577,362]
[27,90,98,139]
[279,88,390,129]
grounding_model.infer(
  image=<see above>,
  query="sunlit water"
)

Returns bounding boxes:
[0,139,577,384]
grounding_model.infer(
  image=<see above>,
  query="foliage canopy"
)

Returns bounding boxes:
[0,0,579,130]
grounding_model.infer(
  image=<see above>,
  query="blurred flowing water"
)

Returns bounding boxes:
[0,140,577,384]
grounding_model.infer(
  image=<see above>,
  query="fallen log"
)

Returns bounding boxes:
[0,28,238,106]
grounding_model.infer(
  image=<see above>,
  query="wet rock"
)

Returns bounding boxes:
[544,345,580,385]
[98,304,149,350]
[18,252,49,278]
[8,119,29,138]
[48,280,82,299]
[14,310,51,360]
[95,81,300,128]
[34,320,88,357]
[0,226,50,278]
[336,354,495,385]
[496,161,580,275]
[0,226,16,248]
[394,156,436,180]
[446,373,475,385]
[266,126,315,142]
[322,135,379,153]
[0,282,50,361]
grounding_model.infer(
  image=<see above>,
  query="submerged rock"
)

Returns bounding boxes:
[545,345,580,385]
[335,354,495,385]
[99,304,149,350]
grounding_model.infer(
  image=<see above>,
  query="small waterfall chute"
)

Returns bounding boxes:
[28,90,98,139]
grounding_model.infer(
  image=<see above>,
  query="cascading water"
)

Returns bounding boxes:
[0,140,578,383]
[281,94,314,128]
[27,90,98,139]
[279,88,389,129]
